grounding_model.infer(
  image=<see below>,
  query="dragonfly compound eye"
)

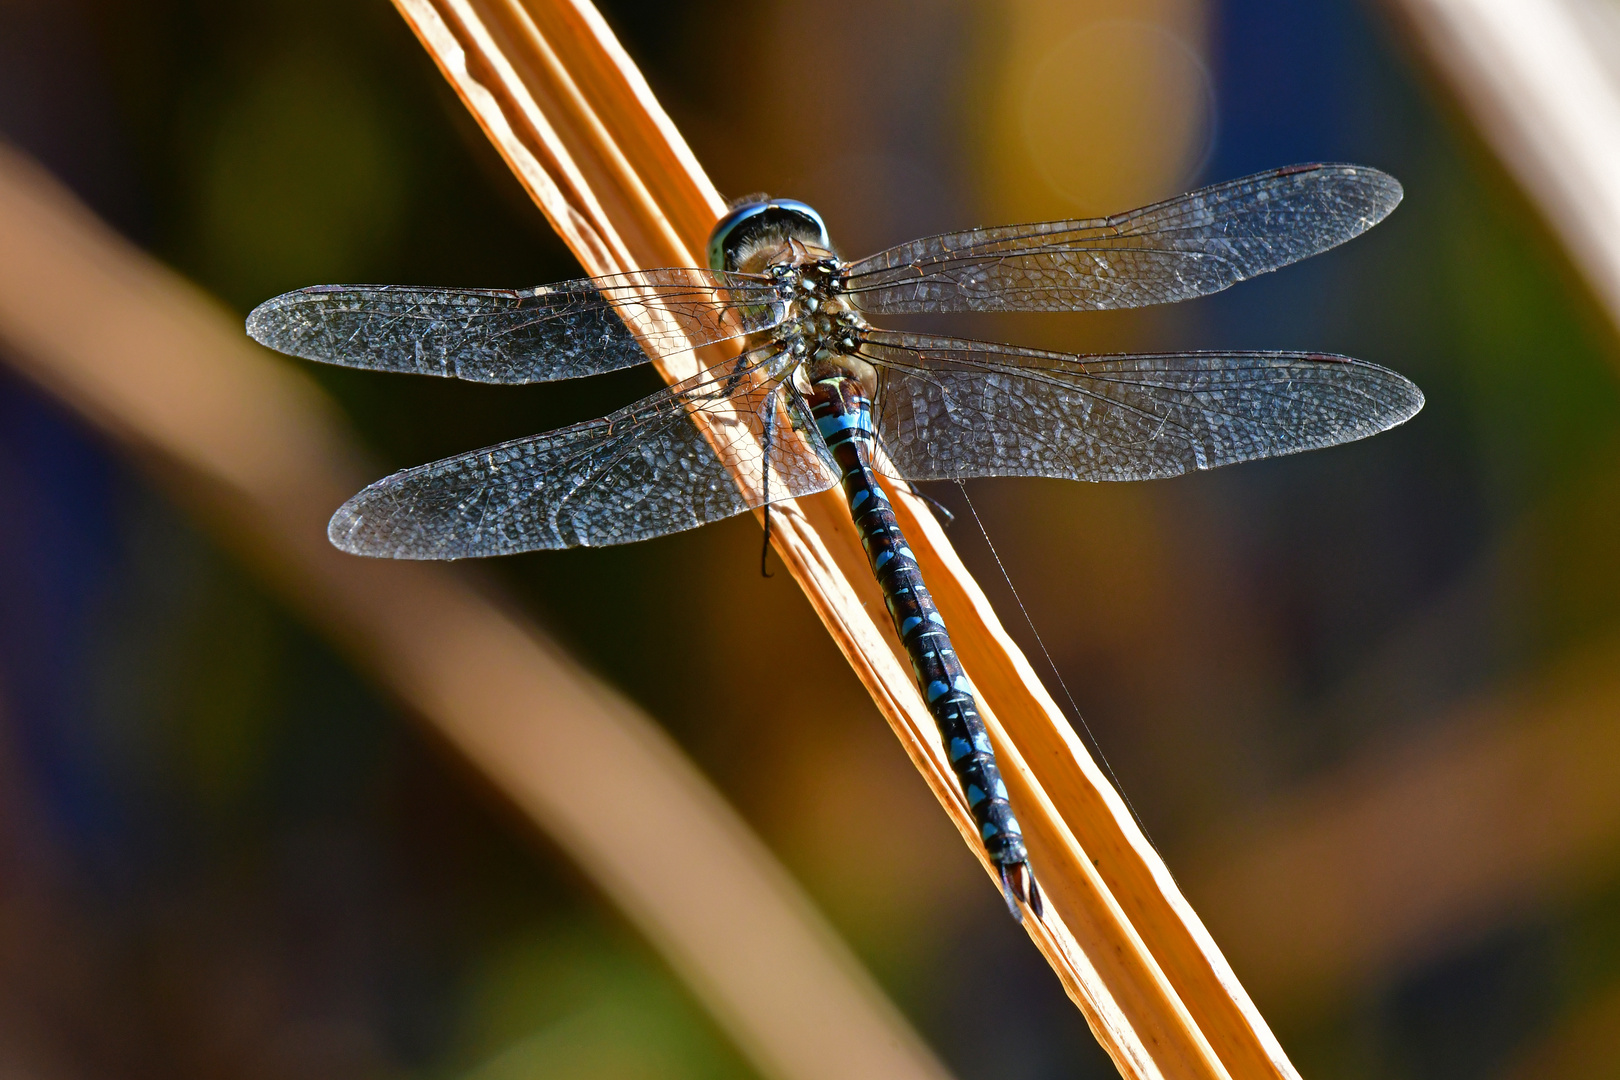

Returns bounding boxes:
[706,198,831,271]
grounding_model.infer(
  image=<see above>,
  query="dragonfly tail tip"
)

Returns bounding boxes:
[1026,866,1044,921]
[997,861,1042,923]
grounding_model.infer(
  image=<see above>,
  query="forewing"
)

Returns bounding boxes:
[246,268,785,383]
[328,355,839,557]
[860,331,1423,482]
[845,164,1401,313]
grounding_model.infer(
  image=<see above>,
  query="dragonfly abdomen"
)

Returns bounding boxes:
[807,372,1037,913]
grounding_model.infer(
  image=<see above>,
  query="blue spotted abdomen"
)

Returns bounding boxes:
[808,373,1029,869]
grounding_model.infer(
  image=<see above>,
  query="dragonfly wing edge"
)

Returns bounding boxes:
[860,331,1423,484]
[247,269,787,384]
[327,353,840,558]
[844,163,1404,314]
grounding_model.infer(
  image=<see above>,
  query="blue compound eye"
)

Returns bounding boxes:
[706,199,830,271]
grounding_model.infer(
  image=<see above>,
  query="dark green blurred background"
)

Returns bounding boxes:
[5,1,1620,1078]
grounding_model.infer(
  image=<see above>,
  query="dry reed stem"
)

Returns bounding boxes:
[387,2,1303,1078]
[0,143,956,1080]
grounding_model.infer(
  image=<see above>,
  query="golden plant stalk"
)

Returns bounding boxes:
[387,2,1303,1078]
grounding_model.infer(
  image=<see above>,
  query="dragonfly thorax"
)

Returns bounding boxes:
[761,262,877,395]
[705,196,875,383]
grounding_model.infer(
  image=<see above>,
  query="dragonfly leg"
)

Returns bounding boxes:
[903,480,955,526]
[758,385,779,578]
[760,508,774,577]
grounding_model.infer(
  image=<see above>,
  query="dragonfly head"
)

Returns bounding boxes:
[707,198,831,272]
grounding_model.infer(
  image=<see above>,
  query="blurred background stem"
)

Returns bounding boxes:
[0,140,952,1080]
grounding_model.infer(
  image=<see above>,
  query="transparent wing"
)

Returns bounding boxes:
[246,268,785,384]
[859,331,1423,482]
[328,353,839,558]
[844,164,1401,313]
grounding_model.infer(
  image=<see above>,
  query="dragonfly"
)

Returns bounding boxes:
[247,163,1423,920]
